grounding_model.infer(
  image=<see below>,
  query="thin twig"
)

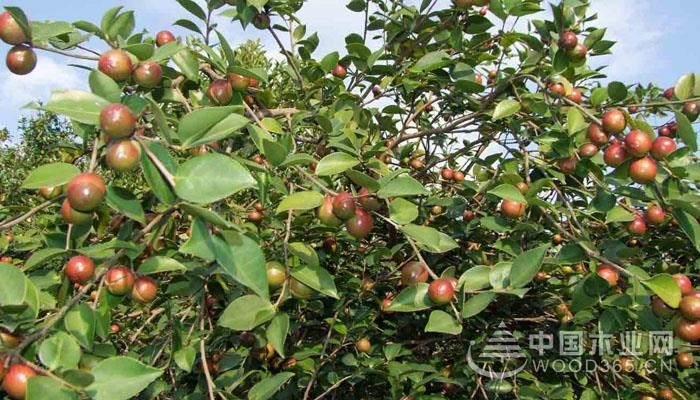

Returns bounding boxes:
[0,199,57,230]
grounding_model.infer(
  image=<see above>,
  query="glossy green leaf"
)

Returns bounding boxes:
[213,232,269,299]
[386,283,432,312]
[411,50,451,73]
[288,242,319,268]
[641,274,682,308]
[377,176,428,198]
[0,263,40,318]
[567,107,586,134]
[401,224,459,253]
[492,99,521,120]
[276,191,324,213]
[607,81,628,101]
[248,372,295,400]
[85,357,162,400]
[105,186,145,224]
[315,152,360,176]
[89,70,121,103]
[138,256,187,275]
[39,332,81,371]
[39,90,110,125]
[389,198,418,224]
[291,265,339,299]
[266,313,289,358]
[487,184,527,203]
[675,111,697,152]
[425,310,462,335]
[174,153,255,204]
[509,245,548,288]
[673,209,700,253]
[64,303,95,350]
[218,295,276,331]
[22,163,80,189]
[27,376,79,400]
[462,292,496,318]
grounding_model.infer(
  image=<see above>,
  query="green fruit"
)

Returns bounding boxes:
[318,196,342,226]
[60,200,92,225]
[290,278,313,299]
[266,261,286,289]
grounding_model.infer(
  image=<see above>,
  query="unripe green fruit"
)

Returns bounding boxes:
[318,196,343,227]
[290,278,313,299]
[60,199,92,225]
[266,261,286,289]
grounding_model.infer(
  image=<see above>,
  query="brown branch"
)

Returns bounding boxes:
[0,199,58,230]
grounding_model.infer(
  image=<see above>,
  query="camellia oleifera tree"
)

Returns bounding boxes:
[0,0,699,399]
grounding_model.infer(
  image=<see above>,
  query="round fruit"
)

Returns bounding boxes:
[662,87,674,99]
[587,123,608,146]
[676,352,693,368]
[441,168,454,180]
[0,330,19,348]
[463,210,475,221]
[604,140,628,167]
[266,261,286,289]
[100,103,136,139]
[38,186,62,200]
[372,84,381,96]
[2,364,36,400]
[658,125,672,137]
[355,338,371,353]
[332,192,356,220]
[155,30,175,46]
[657,388,673,400]
[6,45,36,75]
[332,64,347,79]
[629,157,657,184]
[674,274,693,295]
[578,143,598,158]
[548,82,565,96]
[624,130,652,157]
[346,208,374,239]
[566,88,583,104]
[628,105,638,114]
[409,158,424,170]
[650,136,677,160]
[401,261,429,285]
[228,73,249,92]
[679,295,700,321]
[358,187,381,211]
[430,205,443,216]
[318,196,342,227]
[98,49,133,82]
[568,43,587,61]
[558,31,578,51]
[64,255,95,284]
[452,171,465,182]
[290,278,313,299]
[602,109,626,134]
[428,278,455,305]
[248,210,264,223]
[552,234,563,244]
[133,61,162,88]
[131,276,158,304]
[252,12,270,29]
[557,156,578,175]
[682,101,699,122]
[207,79,233,105]
[674,318,700,342]
[627,216,647,235]
[596,264,619,286]
[516,182,529,194]
[0,11,29,45]
[106,139,141,172]
[66,172,106,212]
[651,296,676,318]
[110,323,121,334]
[60,199,92,225]
[104,265,135,296]
[645,205,665,225]
[501,199,525,219]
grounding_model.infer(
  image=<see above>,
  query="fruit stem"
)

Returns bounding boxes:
[32,43,99,61]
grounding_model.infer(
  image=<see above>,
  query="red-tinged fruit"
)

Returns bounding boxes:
[6,45,36,75]
[60,200,92,225]
[131,276,158,304]
[227,73,249,92]
[0,12,29,45]
[441,168,454,180]
[2,364,36,400]
[629,157,657,184]
[662,87,674,99]
[133,61,162,88]
[578,143,598,158]
[346,208,374,239]
[516,182,529,194]
[332,192,356,220]
[587,123,608,146]
[679,295,700,321]
[155,30,175,47]
[452,170,465,183]
[658,125,672,137]
[207,79,233,105]
[98,49,133,81]
[674,274,693,295]
[596,264,619,286]
[651,296,676,318]
[682,101,699,122]
[624,130,652,157]
[401,261,429,285]
[645,205,665,225]
[677,352,694,368]
[100,103,136,139]
[358,187,381,211]
[651,136,677,160]
[627,215,647,235]
[602,109,626,134]
[501,199,526,219]
[604,140,628,167]
[38,186,62,200]
[558,31,578,51]
[566,88,582,104]
[318,196,343,227]
[66,172,106,212]
[557,156,578,175]
[64,255,95,284]
[674,318,700,342]
[428,278,455,305]
[106,139,141,172]
[568,43,587,61]
[105,265,135,296]
[548,82,565,96]
[332,64,347,79]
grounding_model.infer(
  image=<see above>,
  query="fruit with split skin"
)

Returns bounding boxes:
[501,199,526,219]
[131,276,158,304]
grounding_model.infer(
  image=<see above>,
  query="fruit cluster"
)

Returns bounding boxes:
[0,11,35,76]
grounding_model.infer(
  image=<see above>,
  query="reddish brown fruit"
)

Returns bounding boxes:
[98,49,133,82]
[627,215,647,235]
[552,234,563,244]
[578,143,598,158]
[227,73,249,92]
[66,172,106,212]
[676,352,694,368]
[627,105,638,114]
[568,43,587,61]
[558,31,578,51]
[371,84,381,96]
[248,210,264,223]
[155,30,175,47]
[0,12,29,45]
[64,255,95,284]
[674,274,693,295]
[133,61,162,88]
[380,298,394,313]
[657,388,673,400]
[629,157,657,184]
[60,199,92,225]
[516,182,529,195]
[346,208,374,239]
[441,168,454,180]
[248,78,259,88]
[566,88,582,104]
[207,79,233,105]
[6,45,36,75]
[596,264,619,286]
[651,296,676,318]
[110,323,121,334]
[548,82,565,96]
[587,123,609,146]
[409,158,424,170]
[624,130,652,157]
[2,364,36,399]
[131,276,158,304]
[105,266,135,296]
[662,87,674,100]
[358,187,381,211]
[332,192,356,220]
[428,278,455,305]
[645,205,665,225]
[106,139,141,172]
[674,318,700,342]
[604,140,628,167]
[501,199,526,219]
[452,171,465,182]
[601,109,626,134]
[557,156,578,175]
[682,101,699,122]
[332,64,347,79]
[679,295,700,321]
[266,261,286,289]
[100,103,136,139]
[658,125,672,137]
[463,210,476,221]
[401,261,429,285]
[650,136,677,160]
[252,12,271,29]
[38,186,62,200]
[318,196,342,227]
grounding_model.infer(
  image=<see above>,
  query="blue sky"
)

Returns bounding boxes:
[1,0,699,134]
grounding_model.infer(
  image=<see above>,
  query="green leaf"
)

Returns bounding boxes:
[89,70,121,103]
[64,303,95,350]
[22,162,80,189]
[0,263,40,318]
[672,209,700,253]
[509,245,548,288]
[459,266,492,291]
[85,357,163,400]
[213,232,269,299]
[320,51,339,72]
[248,372,295,400]
[173,345,197,372]
[606,206,635,223]
[674,73,695,101]
[218,295,276,331]
[262,140,287,166]
[315,152,360,176]
[567,107,586,134]
[138,256,187,275]
[178,218,215,261]
[288,242,319,268]
[411,50,451,73]
[179,203,234,229]
[462,292,496,318]
[487,184,527,203]
[174,153,255,204]
[181,108,249,148]
[589,87,608,106]
[675,111,697,152]
[145,95,177,143]
[27,376,79,400]
[39,90,110,125]
[266,313,289,358]
[105,186,145,224]
[5,7,31,40]
[401,224,459,253]
[345,170,380,191]
[172,49,200,81]
[30,20,74,42]
[176,0,206,20]
[25,248,66,271]
[389,198,418,224]
[140,141,177,204]
[607,81,628,102]
[386,283,432,312]
[492,99,521,120]
[39,332,81,371]
[276,191,324,213]
[290,265,339,299]
[425,310,462,335]
[584,28,606,48]
[641,274,682,308]
[377,176,428,198]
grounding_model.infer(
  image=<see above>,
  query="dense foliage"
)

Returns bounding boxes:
[0,0,699,399]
